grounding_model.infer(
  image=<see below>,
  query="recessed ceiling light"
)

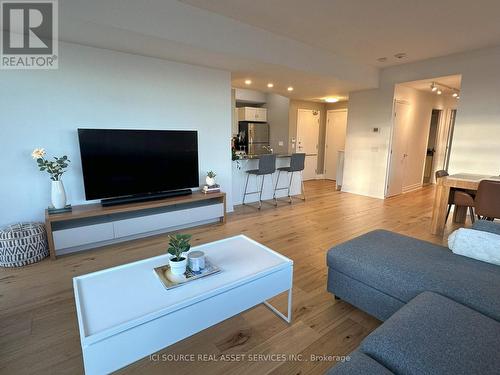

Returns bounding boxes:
[437,89,442,95]
[456,95,460,99]
[287,86,294,91]
[377,57,388,63]
[394,52,407,59]
[244,79,252,85]
[452,92,458,98]
[431,83,438,92]
[267,83,274,88]
[324,97,339,103]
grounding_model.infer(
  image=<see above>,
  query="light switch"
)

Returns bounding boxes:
[278,141,284,146]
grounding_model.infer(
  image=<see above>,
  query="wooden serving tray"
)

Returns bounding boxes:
[154,260,221,290]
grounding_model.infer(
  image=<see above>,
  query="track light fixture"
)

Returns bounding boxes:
[430,81,460,98]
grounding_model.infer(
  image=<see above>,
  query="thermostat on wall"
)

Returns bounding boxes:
[373,128,380,133]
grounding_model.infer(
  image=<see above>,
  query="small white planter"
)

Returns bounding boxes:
[51,180,67,209]
[205,176,216,187]
[169,257,187,275]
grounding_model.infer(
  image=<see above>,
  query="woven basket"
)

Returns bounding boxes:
[0,222,49,267]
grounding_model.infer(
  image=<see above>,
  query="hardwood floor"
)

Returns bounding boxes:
[0,180,460,375]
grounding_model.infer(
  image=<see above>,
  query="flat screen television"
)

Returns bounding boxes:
[78,129,199,203]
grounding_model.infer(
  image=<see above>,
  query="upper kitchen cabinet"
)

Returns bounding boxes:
[238,107,267,122]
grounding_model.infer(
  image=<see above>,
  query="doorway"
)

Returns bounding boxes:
[296,109,320,180]
[423,109,441,184]
[324,109,348,180]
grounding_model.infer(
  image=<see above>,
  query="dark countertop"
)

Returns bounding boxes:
[234,153,292,160]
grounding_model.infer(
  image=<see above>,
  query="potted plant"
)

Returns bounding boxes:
[167,234,191,275]
[232,149,242,170]
[32,148,70,209]
[206,171,216,187]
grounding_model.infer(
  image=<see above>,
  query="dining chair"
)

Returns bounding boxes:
[435,170,476,223]
[474,179,500,220]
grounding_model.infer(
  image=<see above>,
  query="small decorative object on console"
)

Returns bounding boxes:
[32,148,71,209]
[47,204,72,214]
[205,170,217,187]
[167,233,191,275]
[202,184,220,194]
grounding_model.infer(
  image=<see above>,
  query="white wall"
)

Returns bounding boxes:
[344,45,500,198]
[235,88,267,104]
[342,89,394,198]
[0,42,232,226]
[266,93,290,154]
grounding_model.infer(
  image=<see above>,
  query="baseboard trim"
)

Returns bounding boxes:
[402,183,422,193]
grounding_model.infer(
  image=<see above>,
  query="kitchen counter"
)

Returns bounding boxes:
[235,153,292,160]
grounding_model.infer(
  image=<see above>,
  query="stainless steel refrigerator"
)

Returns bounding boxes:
[238,122,270,155]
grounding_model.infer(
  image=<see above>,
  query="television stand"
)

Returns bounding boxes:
[101,189,192,207]
[45,191,226,259]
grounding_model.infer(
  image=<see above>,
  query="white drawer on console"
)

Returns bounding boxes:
[112,203,223,238]
[188,203,224,222]
[53,222,114,250]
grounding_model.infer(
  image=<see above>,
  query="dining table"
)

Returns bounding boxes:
[431,173,500,235]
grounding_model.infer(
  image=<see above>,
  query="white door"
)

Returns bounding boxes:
[324,110,348,180]
[386,101,410,197]
[297,109,320,180]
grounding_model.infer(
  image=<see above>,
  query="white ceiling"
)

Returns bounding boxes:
[56,0,500,101]
[58,0,377,101]
[181,0,500,67]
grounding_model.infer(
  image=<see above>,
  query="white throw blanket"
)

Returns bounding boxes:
[448,228,500,266]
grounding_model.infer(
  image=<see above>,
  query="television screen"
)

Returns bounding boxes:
[78,129,199,200]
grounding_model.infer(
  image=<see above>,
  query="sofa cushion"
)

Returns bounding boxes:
[327,230,500,321]
[326,351,393,374]
[360,292,500,375]
[473,220,500,235]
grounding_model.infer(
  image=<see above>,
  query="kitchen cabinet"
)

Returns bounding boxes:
[238,107,267,122]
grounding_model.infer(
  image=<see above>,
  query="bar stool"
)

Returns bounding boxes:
[242,154,277,209]
[273,153,306,203]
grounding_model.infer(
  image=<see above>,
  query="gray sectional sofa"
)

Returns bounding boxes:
[326,221,500,374]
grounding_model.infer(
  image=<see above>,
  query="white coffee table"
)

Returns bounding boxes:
[73,235,293,374]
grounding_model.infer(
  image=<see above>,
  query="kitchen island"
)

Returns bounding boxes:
[232,154,302,206]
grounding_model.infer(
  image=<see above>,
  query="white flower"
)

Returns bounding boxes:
[32,148,46,159]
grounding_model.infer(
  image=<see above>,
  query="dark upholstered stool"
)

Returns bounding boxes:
[273,153,306,203]
[242,154,277,209]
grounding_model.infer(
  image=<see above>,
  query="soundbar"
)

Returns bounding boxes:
[101,189,192,207]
